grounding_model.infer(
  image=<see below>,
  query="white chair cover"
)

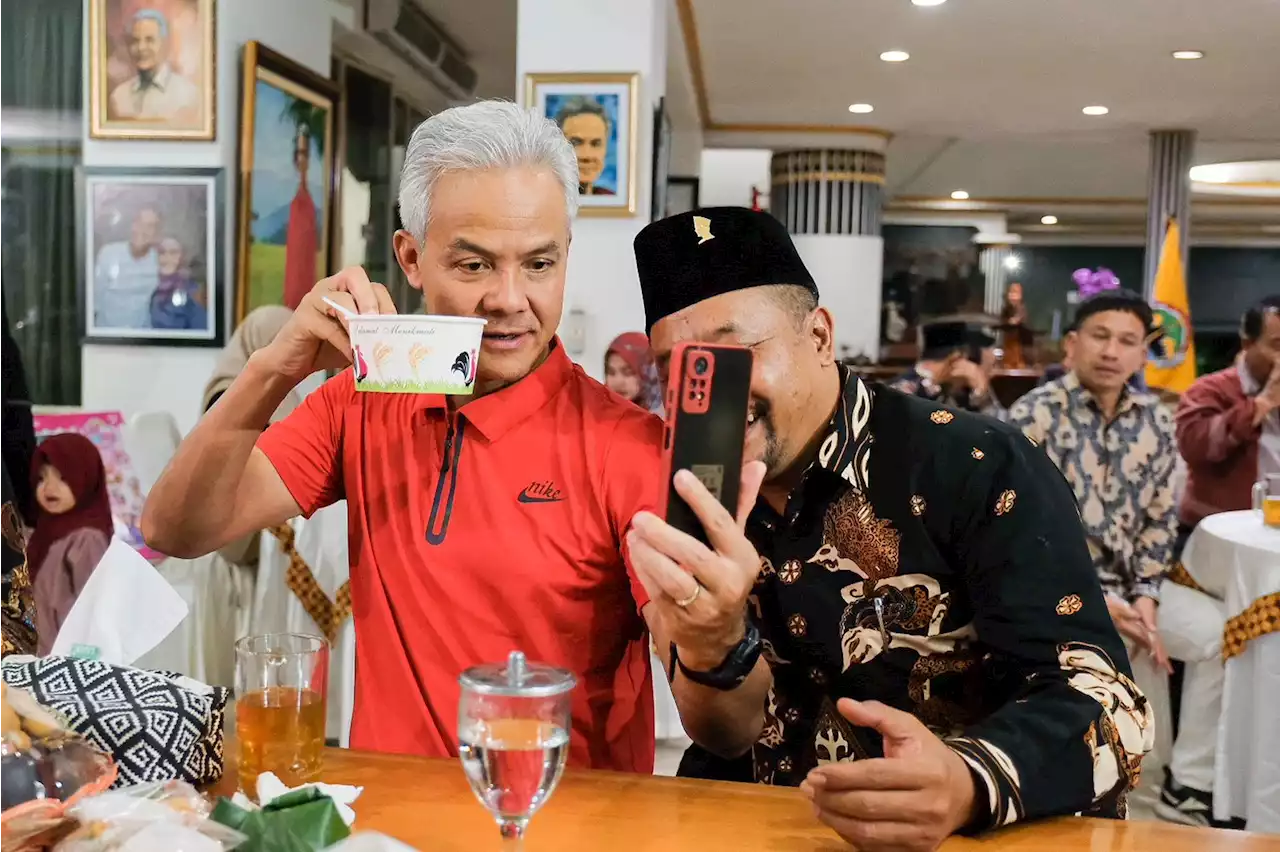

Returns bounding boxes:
[123,411,183,493]
[251,502,356,746]
[133,552,246,689]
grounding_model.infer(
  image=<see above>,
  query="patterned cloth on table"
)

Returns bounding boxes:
[1008,372,1178,602]
[739,369,1152,830]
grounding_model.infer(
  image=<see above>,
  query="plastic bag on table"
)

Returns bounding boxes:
[54,780,245,851]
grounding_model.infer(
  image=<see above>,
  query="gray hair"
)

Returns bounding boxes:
[130,9,169,39]
[553,96,611,135]
[397,100,579,241]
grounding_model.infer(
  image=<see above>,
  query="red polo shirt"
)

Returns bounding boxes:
[256,342,661,772]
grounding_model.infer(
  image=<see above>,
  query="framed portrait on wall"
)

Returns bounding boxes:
[650,96,671,222]
[77,166,226,346]
[236,41,339,324]
[88,0,217,140]
[524,72,638,217]
[665,176,700,217]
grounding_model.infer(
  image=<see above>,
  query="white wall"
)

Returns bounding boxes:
[792,235,883,362]
[516,0,667,382]
[80,0,353,434]
[698,148,771,209]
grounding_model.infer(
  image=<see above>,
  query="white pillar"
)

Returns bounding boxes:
[979,246,1011,314]
[769,148,885,361]
[517,0,667,381]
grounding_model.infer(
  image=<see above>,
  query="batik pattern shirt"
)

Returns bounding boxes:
[745,372,1153,829]
[1008,373,1178,601]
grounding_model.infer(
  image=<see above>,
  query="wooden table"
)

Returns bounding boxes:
[210,749,1280,850]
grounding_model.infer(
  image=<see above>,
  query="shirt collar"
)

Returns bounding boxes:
[1239,357,1262,396]
[1062,370,1142,417]
[134,64,172,92]
[812,366,874,492]
[416,338,574,441]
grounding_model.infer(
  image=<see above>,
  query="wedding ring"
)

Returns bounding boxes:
[674,584,702,608]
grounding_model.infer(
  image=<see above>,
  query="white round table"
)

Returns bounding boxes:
[1183,510,1280,830]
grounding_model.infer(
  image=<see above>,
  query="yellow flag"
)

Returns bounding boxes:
[1145,219,1197,393]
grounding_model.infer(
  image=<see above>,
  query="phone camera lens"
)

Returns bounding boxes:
[693,356,710,376]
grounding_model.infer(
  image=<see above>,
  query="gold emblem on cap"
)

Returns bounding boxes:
[693,215,714,245]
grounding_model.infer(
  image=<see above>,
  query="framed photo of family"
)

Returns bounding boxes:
[525,72,638,217]
[88,0,217,140]
[236,41,339,324]
[78,166,226,347]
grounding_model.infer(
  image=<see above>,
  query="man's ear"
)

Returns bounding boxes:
[392,230,422,290]
[809,306,836,365]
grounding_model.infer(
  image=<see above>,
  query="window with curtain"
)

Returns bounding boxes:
[1,0,83,405]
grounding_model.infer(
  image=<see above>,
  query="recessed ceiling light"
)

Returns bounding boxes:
[880,50,911,63]
[1041,215,1059,225]
[1082,105,1110,116]
[950,190,969,200]
[912,0,947,5]
[848,103,874,114]
[1172,50,1205,60]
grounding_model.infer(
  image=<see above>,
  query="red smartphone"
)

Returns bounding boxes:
[659,342,754,545]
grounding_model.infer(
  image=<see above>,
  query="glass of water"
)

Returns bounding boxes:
[457,651,576,842]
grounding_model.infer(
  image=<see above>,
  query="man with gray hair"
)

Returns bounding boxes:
[554,96,613,195]
[109,8,200,121]
[143,101,665,772]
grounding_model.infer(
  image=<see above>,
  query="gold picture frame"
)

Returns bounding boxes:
[524,72,639,218]
[234,41,340,325]
[88,0,217,140]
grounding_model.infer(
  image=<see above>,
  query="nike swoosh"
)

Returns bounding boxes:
[518,490,564,504]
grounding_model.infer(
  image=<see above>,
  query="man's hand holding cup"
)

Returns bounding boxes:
[626,462,767,671]
[255,266,397,383]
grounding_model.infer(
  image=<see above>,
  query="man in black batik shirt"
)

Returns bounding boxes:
[625,208,1153,852]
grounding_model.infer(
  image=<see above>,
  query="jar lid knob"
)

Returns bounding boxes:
[507,650,527,688]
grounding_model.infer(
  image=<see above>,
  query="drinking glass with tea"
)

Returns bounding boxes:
[457,651,575,843]
[235,632,329,795]
[1253,474,1280,528]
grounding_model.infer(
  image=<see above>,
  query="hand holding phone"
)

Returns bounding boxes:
[659,343,753,543]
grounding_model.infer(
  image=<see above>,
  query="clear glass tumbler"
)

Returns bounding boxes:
[457,651,576,843]
[234,632,329,795]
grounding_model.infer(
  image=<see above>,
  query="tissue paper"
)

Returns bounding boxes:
[50,538,188,666]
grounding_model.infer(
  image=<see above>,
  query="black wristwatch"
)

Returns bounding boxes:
[670,621,763,691]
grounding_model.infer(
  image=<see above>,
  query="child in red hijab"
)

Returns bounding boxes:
[604,332,663,414]
[28,434,114,654]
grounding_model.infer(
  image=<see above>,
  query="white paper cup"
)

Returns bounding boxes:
[347,315,487,395]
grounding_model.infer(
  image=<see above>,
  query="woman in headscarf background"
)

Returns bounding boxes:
[604,332,663,414]
[202,305,299,566]
[29,434,114,655]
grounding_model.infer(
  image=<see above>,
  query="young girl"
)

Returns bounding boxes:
[604,332,663,415]
[28,434,113,655]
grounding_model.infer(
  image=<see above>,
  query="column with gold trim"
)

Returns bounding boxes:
[769,148,885,359]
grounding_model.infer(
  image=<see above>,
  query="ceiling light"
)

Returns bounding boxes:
[1082,105,1110,116]
[1003,254,1022,271]
[1041,215,1059,225]
[950,190,969,200]
[1172,50,1204,60]
[880,50,910,63]
[912,0,947,5]
[848,103,874,114]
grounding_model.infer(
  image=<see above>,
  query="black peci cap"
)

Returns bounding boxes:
[633,207,818,333]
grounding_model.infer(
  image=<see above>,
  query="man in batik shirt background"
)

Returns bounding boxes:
[1009,289,1178,675]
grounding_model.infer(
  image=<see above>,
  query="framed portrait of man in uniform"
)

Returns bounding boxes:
[88,0,216,140]
[524,72,638,217]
